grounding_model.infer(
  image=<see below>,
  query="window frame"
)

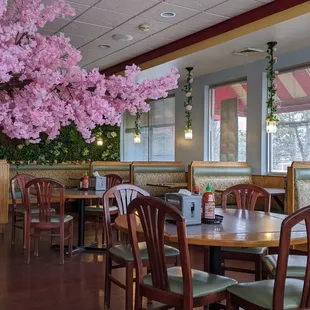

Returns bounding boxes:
[209,79,248,162]
[267,65,310,175]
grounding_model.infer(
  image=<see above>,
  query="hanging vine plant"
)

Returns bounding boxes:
[266,41,279,132]
[133,110,142,143]
[182,67,194,138]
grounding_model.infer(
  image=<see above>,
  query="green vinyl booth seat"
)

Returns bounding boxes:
[130,161,186,197]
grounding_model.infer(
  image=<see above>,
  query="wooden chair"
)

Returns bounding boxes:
[263,253,307,279]
[227,205,310,310]
[10,173,36,248]
[85,173,122,243]
[103,184,179,310]
[127,196,237,310]
[221,184,271,281]
[24,178,73,264]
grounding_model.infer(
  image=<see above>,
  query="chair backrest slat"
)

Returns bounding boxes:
[25,178,64,222]
[273,205,310,310]
[102,184,149,248]
[127,197,193,303]
[222,184,271,212]
[105,174,122,190]
[10,174,35,207]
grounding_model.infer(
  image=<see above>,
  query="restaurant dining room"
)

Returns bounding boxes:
[1,0,310,309]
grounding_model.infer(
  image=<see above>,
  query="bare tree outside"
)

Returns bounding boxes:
[271,110,310,172]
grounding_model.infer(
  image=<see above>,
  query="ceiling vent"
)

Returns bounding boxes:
[233,47,265,56]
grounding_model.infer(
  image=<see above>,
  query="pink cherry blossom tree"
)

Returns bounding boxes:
[0,0,179,142]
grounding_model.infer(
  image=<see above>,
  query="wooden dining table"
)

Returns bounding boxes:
[115,209,307,291]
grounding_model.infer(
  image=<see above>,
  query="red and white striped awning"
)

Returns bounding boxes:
[214,68,310,119]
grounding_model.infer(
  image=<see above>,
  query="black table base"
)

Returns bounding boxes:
[206,246,224,310]
[52,198,107,255]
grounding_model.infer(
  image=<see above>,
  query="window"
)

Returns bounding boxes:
[210,81,247,161]
[269,67,310,173]
[123,97,175,161]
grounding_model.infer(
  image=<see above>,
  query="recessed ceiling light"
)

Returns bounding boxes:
[98,44,111,49]
[112,34,134,42]
[160,11,176,18]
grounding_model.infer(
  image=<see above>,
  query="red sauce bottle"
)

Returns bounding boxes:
[82,171,89,190]
[202,183,215,220]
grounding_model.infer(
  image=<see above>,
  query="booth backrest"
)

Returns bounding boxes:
[130,161,186,197]
[90,161,131,182]
[10,163,90,187]
[287,162,310,214]
[189,161,252,205]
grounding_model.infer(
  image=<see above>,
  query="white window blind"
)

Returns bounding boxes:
[123,97,175,161]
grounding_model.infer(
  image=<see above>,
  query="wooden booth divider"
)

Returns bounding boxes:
[0,160,9,233]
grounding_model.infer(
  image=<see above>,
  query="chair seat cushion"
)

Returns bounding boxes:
[227,279,303,309]
[85,205,118,213]
[109,242,179,261]
[263,254,307,278]
[15,207,55,214]
[144,266,237,298]
[31,215,73,223]
[222,246,267,255]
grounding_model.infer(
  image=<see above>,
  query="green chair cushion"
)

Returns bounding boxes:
[263,254,307,278]
[15,207,56,214]
[144,266,237,298]
[109,242,179,261]
[85,205,118,213]
[31,215,73,223]
[222,246,267,255]
[227,279,303,309]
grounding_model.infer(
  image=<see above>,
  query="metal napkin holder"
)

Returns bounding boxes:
[89,176,106,190]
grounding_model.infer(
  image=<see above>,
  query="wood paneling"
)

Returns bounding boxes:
[252,175,285,189]
[286,166,294,215]
[0,160,9,227]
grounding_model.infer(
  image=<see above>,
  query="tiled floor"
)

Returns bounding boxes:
[0,215,255,310]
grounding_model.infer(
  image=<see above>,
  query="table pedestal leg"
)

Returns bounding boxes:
[75,198,105,253]
[77,199,85,247]
[208,246,222,310]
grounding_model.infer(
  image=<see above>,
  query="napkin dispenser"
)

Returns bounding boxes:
[89,176,106,190]
[165,193,202,225]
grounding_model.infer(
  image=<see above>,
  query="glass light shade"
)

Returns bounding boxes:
[96,137,103,146]
[266,119,277,134]
[134,133,141,143]
[184,128,193,140]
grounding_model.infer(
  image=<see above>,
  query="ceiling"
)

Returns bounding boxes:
[134,11,310,82]
[40,0,273,71]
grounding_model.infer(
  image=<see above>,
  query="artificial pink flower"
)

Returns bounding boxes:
[0,0,179,142]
